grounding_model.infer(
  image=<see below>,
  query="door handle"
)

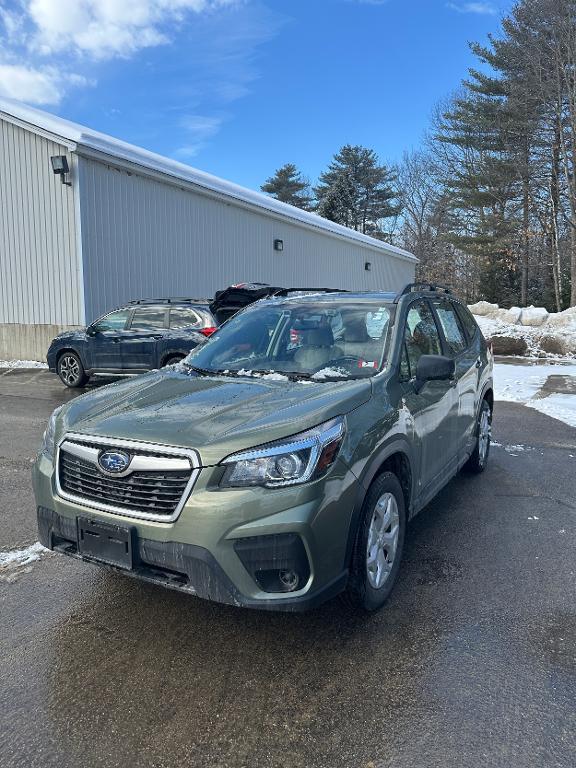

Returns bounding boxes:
[111,338,121,343]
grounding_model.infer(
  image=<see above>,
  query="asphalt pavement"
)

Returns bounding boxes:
[1,369,575,768]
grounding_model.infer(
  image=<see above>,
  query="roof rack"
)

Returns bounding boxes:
[393,282,453,303]
[272,287,348,297]
[128,297,210,305]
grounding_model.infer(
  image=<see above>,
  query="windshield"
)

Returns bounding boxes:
[183,299,391,380]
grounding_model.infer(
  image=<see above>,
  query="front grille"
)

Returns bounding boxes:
[56,435,200,522]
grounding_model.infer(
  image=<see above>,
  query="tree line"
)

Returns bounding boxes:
[261,148,399,240]
[261,0,576,310]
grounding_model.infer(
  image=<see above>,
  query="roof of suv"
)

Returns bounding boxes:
[270,291,398,303]
[128,298,211,306]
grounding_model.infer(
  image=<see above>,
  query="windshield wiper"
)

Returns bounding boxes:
[180,363,218,376]
[181,364,260,379]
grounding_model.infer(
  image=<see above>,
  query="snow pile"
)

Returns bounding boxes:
[521,306,549,327]
[469,302,576,358]
[547,305,576,329]
[235,369,289,382]
[469,300,576,329]
[311,367,348,380]
[494,361,576,428]
[0,359,48,369]
[0,541,50,582]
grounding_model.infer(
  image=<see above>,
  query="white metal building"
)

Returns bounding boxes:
[0,98,416,360]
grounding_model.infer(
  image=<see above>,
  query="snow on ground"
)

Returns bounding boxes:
[526,394,576,429]
[0,359,48,369]
[493,361,576,402]
[0,542,50,582]
[494,361,576,428]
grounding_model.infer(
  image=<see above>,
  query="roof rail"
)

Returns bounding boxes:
[393,282,453,304]
[128,297,209,305]
[272,287,349,297]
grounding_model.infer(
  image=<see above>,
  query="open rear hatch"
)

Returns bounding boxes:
[209,283,283,324]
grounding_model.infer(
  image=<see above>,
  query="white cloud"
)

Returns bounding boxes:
[0,0,244,104]
[175,114,225,155]
[0,0,281,156]
[27,0,241,59]
[0,64,89,105]
[446,2,498,13]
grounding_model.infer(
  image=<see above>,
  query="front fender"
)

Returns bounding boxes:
[342,435,416,572]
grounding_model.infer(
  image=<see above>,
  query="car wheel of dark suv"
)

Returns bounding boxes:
[345,471,406,612]
[57,352,88,388]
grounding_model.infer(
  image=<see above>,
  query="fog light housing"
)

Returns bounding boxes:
[233,533,310,593]
[278,569,300,591]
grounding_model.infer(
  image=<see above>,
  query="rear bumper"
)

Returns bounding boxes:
[37,506,348,612]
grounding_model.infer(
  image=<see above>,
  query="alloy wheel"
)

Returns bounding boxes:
[366,492,400,589]
[478,407,491,465]
[59,355,81,386]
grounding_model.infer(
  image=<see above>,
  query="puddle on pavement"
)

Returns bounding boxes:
[535,375,576,398]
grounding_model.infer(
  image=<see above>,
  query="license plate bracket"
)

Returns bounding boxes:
[77,517,136,570]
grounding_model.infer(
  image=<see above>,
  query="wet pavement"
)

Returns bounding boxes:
[1,369,576,768]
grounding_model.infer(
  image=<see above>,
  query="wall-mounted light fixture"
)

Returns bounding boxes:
[50,155,71,186]
[274,239,284,252]
[365,261,372,271]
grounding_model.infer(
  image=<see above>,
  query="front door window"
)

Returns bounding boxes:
[404,302,442,378]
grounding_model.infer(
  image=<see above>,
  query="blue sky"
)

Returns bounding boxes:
[0,0,511,190]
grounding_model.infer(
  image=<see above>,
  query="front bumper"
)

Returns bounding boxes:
[33,452,358,612]
[36,506,348,611]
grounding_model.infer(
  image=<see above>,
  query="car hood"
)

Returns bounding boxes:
[52,328,86,342]
[59,369,372,465]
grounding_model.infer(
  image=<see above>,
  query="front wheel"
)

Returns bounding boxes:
[344,471,406,612]
[57,352,88,388]
[465,399,492,474]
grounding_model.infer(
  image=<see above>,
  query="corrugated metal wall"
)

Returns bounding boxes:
[79,156,414,322]
[0,118,83,325]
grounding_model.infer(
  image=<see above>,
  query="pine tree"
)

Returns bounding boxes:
[261,164,313,210]
[433,92,522,306]
[429,0,576,309]
[314,145,399,237]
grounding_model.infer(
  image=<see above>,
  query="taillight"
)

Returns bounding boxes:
[200,327,217,337]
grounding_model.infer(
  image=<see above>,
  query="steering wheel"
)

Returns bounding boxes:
[330,356,361,366]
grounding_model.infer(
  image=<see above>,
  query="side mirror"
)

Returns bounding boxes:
[86,325,98,337]
[414,355,455,394]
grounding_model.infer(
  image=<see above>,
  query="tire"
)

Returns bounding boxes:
[162,355,185,367]
[344,471,406,612]
[57,351,88,388]
[465,398,492,474]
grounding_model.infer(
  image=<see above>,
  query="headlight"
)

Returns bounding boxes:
[40,405,64,460]
[220,417,345,489]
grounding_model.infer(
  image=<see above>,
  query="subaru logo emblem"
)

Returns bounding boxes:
[98,450,131,474]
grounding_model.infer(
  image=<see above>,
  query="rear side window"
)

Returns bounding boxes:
[170,308,203,330]
[432,300,467,356]
[129,308,167,330]
[454,302,478,342]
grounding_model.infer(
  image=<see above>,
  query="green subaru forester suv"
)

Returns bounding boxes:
[33,284,493,612]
